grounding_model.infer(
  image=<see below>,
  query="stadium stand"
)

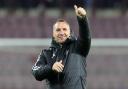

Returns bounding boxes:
[0,12,127,38]
[0,0,128,88]
[0,46,128,89]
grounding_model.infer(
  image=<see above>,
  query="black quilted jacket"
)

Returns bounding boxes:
[32,16,91,89]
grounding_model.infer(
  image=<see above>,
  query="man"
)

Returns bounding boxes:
[32,5,91,89]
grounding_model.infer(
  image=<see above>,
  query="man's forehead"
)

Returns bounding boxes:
[53,21,70,30]
[55,22,69,27]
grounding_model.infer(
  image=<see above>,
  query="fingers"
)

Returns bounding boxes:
[74,5,77,10]
[55,64,64,72]
[59,60,62,64]
[52,60,64,72]
[74,5,86,17]
[53,63,64,72]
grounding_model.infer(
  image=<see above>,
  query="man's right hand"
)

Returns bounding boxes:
[52,60,64,72]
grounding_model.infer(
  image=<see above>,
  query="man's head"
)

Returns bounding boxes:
[53,19,71,44]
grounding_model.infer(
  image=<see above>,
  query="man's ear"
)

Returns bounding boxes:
[70,31,77,40]
[68,35,71,39]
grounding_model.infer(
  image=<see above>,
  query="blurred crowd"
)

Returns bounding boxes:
[0,0,128,16]
[0,0,128,9]
[0,0,85,9]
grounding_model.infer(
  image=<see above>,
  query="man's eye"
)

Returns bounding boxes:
[56,29,60,31]
[63,28,67,31]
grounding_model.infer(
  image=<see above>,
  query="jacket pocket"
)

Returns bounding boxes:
[80,76,87,89]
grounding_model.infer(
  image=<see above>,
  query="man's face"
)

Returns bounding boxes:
[53,22,71,44]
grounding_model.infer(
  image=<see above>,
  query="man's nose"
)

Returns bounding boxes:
[59,30,64,35]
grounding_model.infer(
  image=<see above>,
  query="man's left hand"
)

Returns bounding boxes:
[74,5,86,18]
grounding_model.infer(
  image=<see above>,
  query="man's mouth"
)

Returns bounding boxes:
[58,37,64,40]
[58,35,65,38]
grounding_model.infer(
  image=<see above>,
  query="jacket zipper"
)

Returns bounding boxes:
[58,73,60,82]
[57,45,62,83]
